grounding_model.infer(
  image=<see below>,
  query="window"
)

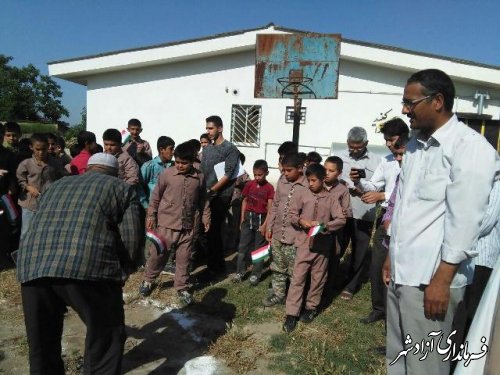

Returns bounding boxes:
[231,104,262,147]
[285,106,307,124]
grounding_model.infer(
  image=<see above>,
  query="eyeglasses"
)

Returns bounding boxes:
[401,94,436,110]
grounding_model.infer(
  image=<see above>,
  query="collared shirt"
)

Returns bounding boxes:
[390,115,498,287]
[70,149,92,175]
[267,174,308,244]
[334,149,381,221]
[16,155,66,211]
[474,179,500,269]
[148,166,210,231]
[325,181,353,218]
[116,150,140,185]
[140,156,174,204]
[122,137,152,158]
[290,188,346,250]
[200,139,240,198]
[357,153,400,208]
[16,172,144,284]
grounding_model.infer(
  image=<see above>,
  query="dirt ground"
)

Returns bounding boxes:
[0,268,284,375]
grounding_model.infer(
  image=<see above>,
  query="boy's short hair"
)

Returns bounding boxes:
[200,133,209,141]
[102,129,122,144]
[325,156,343,171]
[174,142,195,162]
[253,159,268,171]
[70,144,82,157]
[95,144,104,153]
[277,141,298,156]
[297,152,307,165]
[4,121,21,134]
[281,153,303,168]
[127,118,142,128]
[30,133,48,145]
[187,139,201,153]
[55,136,66,149]
[77,131,96,148]
[306,151,322,164]
[305,163,326,180]
[380,118,409,138]
[206,115,223,128]
[135,152,152,167]
[157,136,175,151]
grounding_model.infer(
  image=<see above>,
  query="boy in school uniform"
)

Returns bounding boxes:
[122,118,152,159]
[3,122,21,153]
[323,156,353,290]
[283,163,346,332]
[16,133,66,237]
[103,128,140,185]
[233,159,275,285]
[139,142,210,305]
[263,153,308,307]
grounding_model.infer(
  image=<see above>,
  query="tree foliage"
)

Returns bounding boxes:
[64,107,87,143]
[0,55,69,122]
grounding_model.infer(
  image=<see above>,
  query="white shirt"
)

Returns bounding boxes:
[357,153,400,208]
[390,115,498,287]
[336,149,382,221]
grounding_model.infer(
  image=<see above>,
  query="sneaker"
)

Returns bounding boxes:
[232,273,244,283]
[139,281,153,297]
[262,294,285,307]
[178,290,194,306]
[282,315,298,333]
[299,309,318,323]
[162,264,176,275]
[248,275,259,286]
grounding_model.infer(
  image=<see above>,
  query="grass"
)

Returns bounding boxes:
[1,255,386,374]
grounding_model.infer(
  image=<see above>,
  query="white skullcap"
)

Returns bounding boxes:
[87,152,118,169]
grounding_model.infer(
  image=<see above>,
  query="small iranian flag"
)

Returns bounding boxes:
[308,223,325,237]
[251,243,270,264]
[146,230,168,255]
[120,129,131,145]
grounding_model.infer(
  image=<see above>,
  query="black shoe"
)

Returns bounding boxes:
[282,315,298,333]
[139,281,154,297]
[262,294,285,307]
[360,311,385,324]
[299,309,318,323]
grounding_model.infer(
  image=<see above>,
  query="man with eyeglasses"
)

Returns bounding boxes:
[383,69,498,375]
[350,118,409,326]
[333,126,381,301]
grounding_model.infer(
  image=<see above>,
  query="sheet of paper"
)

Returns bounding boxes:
[214,161,244,180]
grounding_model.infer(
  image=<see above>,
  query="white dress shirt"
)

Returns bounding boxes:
[357,153,400,208]
[336,149,381,221]
[390,115,498,287]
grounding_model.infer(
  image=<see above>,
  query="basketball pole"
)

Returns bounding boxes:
[292,97,302,145]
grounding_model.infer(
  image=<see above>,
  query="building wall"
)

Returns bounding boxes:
[86,50,500,182]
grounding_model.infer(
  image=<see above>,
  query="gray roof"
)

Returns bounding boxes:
[48,23,500,71]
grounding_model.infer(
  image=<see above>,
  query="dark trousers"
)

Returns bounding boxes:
[21,278,126,375]
[342,218,374,294]
[369,224,388,316]
[206,195,231,275]
[236,212,266,277]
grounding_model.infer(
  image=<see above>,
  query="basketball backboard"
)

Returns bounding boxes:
[254,33,341,99]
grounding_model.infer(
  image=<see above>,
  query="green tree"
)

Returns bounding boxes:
[64,107,86,145]
[0,54,69,122]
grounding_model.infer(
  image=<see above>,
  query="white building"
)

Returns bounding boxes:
[49,24,500,181]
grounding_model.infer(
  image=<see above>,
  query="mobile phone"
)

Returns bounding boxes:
[351,168,366,178]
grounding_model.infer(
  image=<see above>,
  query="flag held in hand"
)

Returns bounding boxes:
[146,230,168,255]
[308,223,325,237]
[251,243,270,264]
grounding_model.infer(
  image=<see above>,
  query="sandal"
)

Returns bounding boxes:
[340,290,353,301]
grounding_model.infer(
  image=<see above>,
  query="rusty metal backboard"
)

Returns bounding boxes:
[255,33,341,99]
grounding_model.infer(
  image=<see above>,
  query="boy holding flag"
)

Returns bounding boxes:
[233,159,274,285]
[283,163,346,332]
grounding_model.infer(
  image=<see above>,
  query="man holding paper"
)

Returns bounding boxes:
[200,115,240,279]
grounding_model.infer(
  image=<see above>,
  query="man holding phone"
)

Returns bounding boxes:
[333,126,381,300]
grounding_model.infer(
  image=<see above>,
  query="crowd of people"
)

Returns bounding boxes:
[0,68,498,374]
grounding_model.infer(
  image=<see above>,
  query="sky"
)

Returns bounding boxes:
[2,0,499,125]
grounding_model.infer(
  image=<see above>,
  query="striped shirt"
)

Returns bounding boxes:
[16,171,144,283]
[474,179,500,269]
